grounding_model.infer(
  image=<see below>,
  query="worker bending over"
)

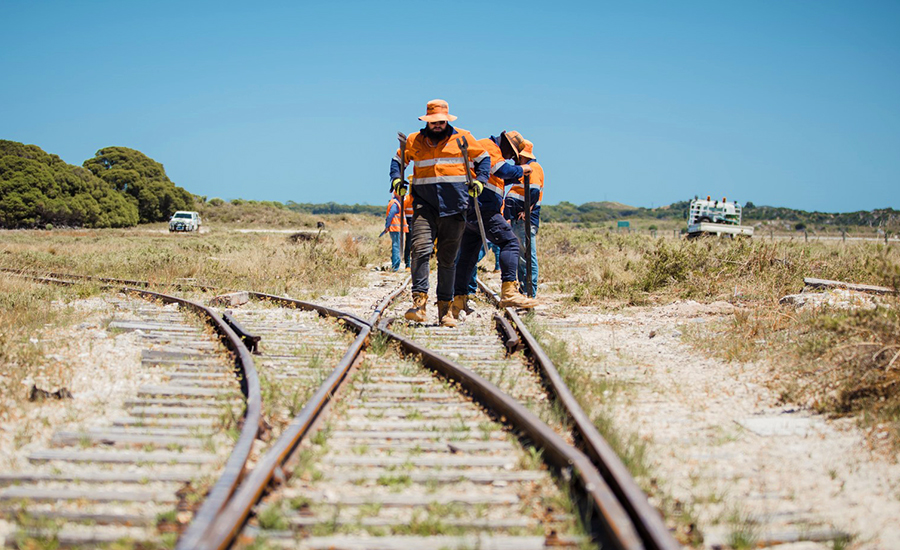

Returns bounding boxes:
[504,135,543,297]
[389,99,490,327]
[452,132,539,317]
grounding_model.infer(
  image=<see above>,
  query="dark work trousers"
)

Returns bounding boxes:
[453,210,519,297]
[410,199,466,302]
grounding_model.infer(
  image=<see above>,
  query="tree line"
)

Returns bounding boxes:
[0,140,193,228]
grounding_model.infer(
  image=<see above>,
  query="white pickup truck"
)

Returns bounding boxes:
[168,211,202,232]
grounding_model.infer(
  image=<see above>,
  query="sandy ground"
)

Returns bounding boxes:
[528,293,900,549]
[0,296,148,468]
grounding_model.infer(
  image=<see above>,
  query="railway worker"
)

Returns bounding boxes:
[389,99,490,327]
[504,135,543,297]
[382,191,410,272]
[451,131,539,319]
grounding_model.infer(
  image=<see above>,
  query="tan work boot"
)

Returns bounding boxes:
[437,300,458,328]
[498,281,540,309]
[405,292,428,322]
[450,295,467,320]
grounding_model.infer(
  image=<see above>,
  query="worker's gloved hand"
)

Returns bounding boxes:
[391,178,408,196]
[468,180,484,197]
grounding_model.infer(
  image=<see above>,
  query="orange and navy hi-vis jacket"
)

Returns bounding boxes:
[403,193,413,219]
[475,137,527,213]
[504,159,544,228]
[389,126,490,216]
[385,196,408,233]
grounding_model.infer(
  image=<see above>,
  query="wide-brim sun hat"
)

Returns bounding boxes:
[499,131,520,161]
[418,99,458,122]
[519,139,536,160]
[504,131,533,159]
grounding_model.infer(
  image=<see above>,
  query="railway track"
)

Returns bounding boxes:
[0,288,259,548]
[2,269,678,550]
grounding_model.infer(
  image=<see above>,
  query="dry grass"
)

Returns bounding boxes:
[540,224,893,305]
[521,315,702,546]
[0,214,385,296]
[0,216,389,428]
[0,277,88,425]
[675,245,900,444]
[691,296,900,442]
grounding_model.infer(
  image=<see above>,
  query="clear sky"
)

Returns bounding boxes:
[2,1,898,212]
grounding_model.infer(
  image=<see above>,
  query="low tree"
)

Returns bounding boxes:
[0,140,139,228]
[84,146,193,223]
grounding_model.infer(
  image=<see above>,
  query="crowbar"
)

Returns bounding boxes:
[456,136,490,258]
[397,132,408,261]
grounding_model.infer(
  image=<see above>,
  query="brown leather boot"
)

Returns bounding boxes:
[437,300,457,327]
[404,292,428,322]
[450,295,467,320]
[498,281,539,309]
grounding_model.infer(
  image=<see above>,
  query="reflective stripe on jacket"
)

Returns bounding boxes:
[504,159,544,228]
[403,194,413,218]
[389,126,490,217]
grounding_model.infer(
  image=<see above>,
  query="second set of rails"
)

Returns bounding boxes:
[2,268,679,550]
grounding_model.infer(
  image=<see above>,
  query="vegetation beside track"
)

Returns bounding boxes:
[0,216,383,434]
[537,223,900,446]
[0,277,97,428]
[0,215,383,296]
[539,224,897,306]
[520,315,703,546]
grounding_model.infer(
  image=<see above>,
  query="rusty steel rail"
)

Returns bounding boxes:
[117,288,262,550]
[0,266,221,291]
[190,278,411,550]
[477,278,680,550]
[375,317,643,550]
[6,270,264,550]
[246,291,371,328]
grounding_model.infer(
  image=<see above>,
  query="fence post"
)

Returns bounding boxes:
[842,229,846,243]
[804,229,808,242]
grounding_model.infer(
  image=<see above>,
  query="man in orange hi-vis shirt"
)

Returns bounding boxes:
[504,136,544,298]
[389,99,490,327]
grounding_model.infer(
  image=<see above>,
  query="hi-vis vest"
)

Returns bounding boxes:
[386,197,408,233]
[403,193,413,217]
[507,161,544,206]
[394,129,488,187]
[476,138,507,198]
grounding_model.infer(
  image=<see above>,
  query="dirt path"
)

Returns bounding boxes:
[529,296,900,549]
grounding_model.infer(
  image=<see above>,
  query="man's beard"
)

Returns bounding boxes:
[424,124,452,142]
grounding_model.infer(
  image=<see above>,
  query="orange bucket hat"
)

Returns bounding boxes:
[518,139,536,160]
[504,131,535,160]
[418,99,457,122]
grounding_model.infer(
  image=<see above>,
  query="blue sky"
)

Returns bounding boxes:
[2,1,898,212]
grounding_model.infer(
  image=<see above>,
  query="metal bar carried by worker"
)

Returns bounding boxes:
[397,132,407,258]
[523,173,533,297]
[456,135,490,258]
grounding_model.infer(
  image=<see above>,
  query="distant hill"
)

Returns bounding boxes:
[542,200,898,231]
[194,198,898,232]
